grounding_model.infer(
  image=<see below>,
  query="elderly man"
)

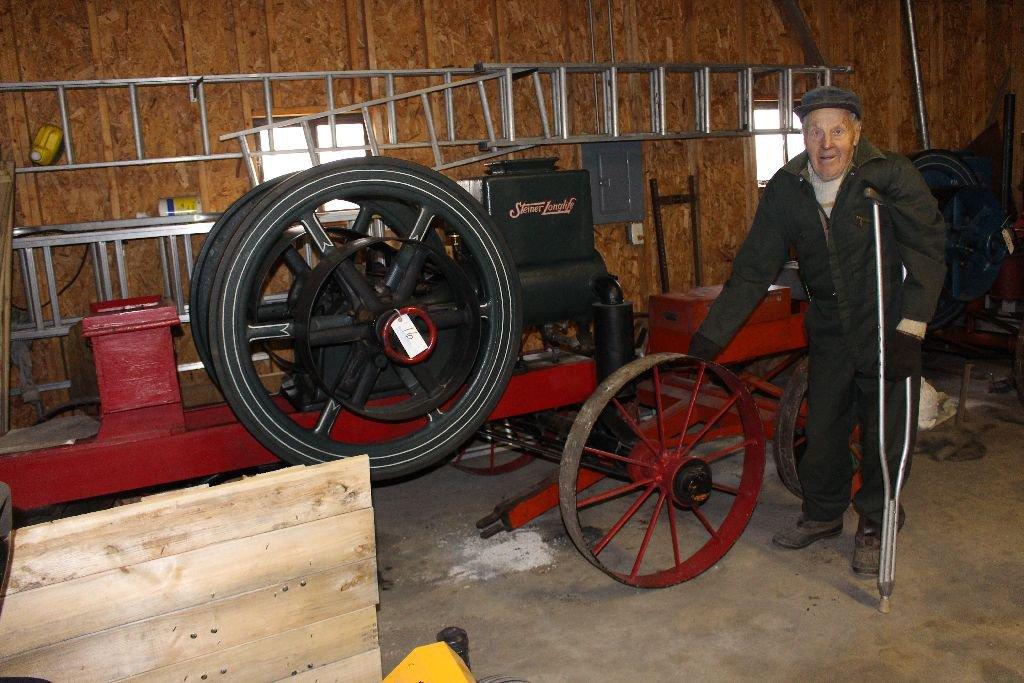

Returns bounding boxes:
[687,85,946,574]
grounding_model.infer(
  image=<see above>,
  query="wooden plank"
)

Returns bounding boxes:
[0,162,13,435]
[0,507,375,657]
[278,648,383,683]
[0,558,378,682]
[126,607,379,682]
[8,456,370,594]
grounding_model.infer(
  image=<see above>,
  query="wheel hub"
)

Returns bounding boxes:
[671,459,713,507]
[379,306,438,365]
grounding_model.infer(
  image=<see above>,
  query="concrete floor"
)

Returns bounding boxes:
[373,359,1024,681]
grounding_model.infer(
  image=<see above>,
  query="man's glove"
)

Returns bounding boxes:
[687,332,723,361]
[885,331,922,381]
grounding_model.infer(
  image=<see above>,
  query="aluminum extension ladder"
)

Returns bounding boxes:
[2,60,850,400]
[1,61,849,182]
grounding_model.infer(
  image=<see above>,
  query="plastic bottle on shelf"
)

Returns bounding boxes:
[157,196,202,216]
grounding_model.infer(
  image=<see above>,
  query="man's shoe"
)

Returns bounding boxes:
[772,515,844,549]
[851,510,906,576]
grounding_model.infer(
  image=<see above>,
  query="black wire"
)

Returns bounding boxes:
[10,244,90,312]
[34,396,100,425]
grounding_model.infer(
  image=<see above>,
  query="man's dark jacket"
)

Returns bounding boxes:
[698,138,947,370]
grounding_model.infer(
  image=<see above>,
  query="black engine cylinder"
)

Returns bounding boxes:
[592,275,635,382]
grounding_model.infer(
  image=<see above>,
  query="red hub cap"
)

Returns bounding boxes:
[380,306,438,365]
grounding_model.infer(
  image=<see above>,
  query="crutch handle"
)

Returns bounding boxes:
[863,186,885,203]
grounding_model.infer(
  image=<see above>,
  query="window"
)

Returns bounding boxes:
[753,107,805,185]
[257,116,367,211]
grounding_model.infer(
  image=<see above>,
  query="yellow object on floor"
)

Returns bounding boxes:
[384,642,475,682]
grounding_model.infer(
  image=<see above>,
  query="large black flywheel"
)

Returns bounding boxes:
[203,157,522,479]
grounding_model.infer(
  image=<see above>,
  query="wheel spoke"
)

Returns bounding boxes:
[652,365,668,448]
[408,206,436,241]
[281,247,311,275]
[246,321,295,341]
[592,484,657,557]
[701,437,757,464]
[667,503,682,567]
[337,260,385,313]
[692,507,719,538]
[386,244,429,302]
[677,391,741,458]
[349,206,373,235]
[712,483,739,495]
[396,364,439,397]
[629,490,668,579]
[313,399,342,437]
[673,364,707,454]
[349,363,383,408]
[426,305,470,330]
[611,398,661,459]
[329,344,370,395]
[582,445,657,469]
[407,362,440,395]
[306,316,372,346]
[255,301,290,321]
[577,477,655,510]
[301,212,334,255]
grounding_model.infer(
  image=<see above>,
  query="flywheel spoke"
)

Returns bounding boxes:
[301,212,335,255]
[313,399,342,437]
[387,245,430,302]
[246,321,295,341]
[408,206,436,241]
[349,205,373,234]
[281,247,311,275]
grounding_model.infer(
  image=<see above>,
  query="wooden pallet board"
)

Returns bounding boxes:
[0,457,380,681]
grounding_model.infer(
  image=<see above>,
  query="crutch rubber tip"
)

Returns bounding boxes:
[878,596,892,614]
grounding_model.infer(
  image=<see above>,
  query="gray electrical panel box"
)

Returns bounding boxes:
[581,141,645,224]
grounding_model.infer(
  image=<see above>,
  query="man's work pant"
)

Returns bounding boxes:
[798,325,920,525]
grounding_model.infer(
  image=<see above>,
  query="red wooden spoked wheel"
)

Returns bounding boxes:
[558,353,765,588]
[772,357,863,498]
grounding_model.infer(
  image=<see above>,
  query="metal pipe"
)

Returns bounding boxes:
[903,0,930,149]
[587,0,601,130]
[606,0,615,63]
[326,76,337,147]
[262,77,275,151]
[196,80,210,156]
[128,83,145,160]
[56,85,75,164]
[42,247,61,327]
[444,71,456,142]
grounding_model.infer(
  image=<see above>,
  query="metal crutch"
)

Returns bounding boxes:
[865,187,915,613]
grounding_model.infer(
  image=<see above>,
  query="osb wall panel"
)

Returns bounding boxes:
[2,0,1023,427]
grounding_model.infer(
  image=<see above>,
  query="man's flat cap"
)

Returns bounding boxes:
[794,85,862,120]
